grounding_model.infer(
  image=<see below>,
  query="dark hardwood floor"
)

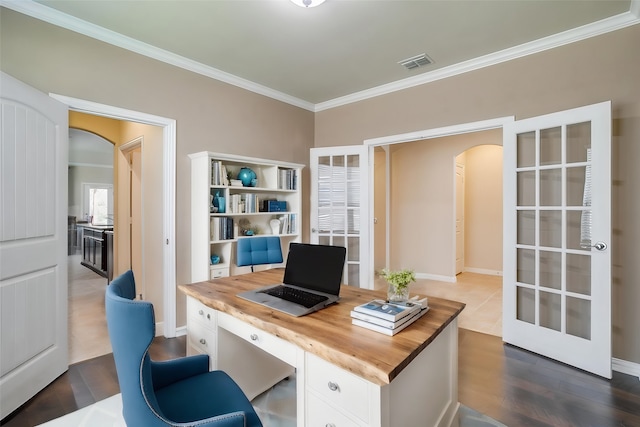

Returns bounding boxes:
[1,336,187,427]
[458,329,640,427]
[3,330,640,427]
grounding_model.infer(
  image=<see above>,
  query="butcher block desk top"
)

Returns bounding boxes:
[179,268,465,386]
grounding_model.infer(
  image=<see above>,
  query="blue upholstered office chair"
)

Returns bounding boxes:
[236,236,283,272]
[105,270,262,427]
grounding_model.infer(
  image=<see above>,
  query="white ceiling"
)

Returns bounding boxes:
[5,0,640,111]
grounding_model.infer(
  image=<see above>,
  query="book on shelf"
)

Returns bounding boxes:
[278,169,297,190]
[210,160,229,186]
[278,214,297,234]
[352,299,421,322]
[351,305,429,336]
[210,217,234,241]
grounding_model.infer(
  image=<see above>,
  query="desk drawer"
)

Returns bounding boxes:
[306,353,370,423]
[187,319,217,357]
[306,392,363,427]
[217,311,297,366]
[187,297,217,330]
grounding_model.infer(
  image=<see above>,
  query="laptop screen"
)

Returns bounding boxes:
[283,243,346,296]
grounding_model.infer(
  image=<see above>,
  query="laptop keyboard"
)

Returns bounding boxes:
[261,286,328,308]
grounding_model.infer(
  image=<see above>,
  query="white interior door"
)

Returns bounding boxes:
[0,72,69,418]
[503,101,611,378]
[310,146,370,287]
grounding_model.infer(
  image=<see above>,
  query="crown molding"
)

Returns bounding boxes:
[1,0,316,112]
[3,0,638,113]
[314,10,640,112]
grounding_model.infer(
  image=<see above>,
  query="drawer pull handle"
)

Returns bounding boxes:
[325,424,336,427]
[207,313,211,320]
[198,309,204,315]
[250,334,258,341]
[199,338,206,345]
[327,381,339,392]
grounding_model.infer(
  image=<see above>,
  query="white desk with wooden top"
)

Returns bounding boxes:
[179,269,465,427]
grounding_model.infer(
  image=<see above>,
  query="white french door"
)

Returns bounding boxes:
[310,146,370,287]
[503,101,611,378]
[0,72,69,417]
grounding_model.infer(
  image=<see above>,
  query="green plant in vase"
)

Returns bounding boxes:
[379,268,416,303]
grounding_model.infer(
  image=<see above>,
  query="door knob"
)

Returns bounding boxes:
[581,241,607,251]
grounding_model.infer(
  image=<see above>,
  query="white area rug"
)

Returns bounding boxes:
[37,394,124,427]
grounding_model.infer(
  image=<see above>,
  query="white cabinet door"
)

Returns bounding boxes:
[310,146,370,287]
[0,72,69,417]
[503,101,611,378]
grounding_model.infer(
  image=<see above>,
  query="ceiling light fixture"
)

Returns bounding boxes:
[290,0,326,8]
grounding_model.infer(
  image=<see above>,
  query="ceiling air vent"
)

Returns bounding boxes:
[398,53,433,70]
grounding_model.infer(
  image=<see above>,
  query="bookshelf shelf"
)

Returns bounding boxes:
[190,151,304,281]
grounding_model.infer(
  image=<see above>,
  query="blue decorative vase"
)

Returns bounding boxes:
[213,192,225,213]
[238,167,257,187]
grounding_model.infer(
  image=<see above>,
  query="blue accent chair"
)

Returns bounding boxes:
[236,236,283,272]
[105,270,263,427]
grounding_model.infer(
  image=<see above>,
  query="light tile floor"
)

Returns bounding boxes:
[410,273,503,337]
[67,254,112,364]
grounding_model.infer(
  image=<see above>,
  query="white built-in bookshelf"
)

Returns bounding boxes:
[189,151,304,282]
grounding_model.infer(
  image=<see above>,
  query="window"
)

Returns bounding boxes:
[83,183,113,225]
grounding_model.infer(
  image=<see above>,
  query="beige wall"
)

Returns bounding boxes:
[463,145,503,274]
[387,130,501,279]
[315,25,640,363]
[0,8,315,328]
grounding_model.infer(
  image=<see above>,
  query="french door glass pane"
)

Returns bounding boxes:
[566,166,587,206]
[540,169,562,206]
[348,264,359,287]
[540,127,562,166]
[539,250,561,290]
[539,291,561,332]
[567,297,591,339]
[539,210,561,248]
[347,208,359,234]
[517,210,535,245]
[517,171,536,206]
[566,253,591,295]
[566,122,591,163]
[517,248,535,284]
[516,287,535,324]
[567,210,591,251]
[347,237,360,262]
[517,131,536,168]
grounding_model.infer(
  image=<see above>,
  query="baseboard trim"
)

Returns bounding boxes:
[463,267,503,276]
[174,326,187,337]
[415,273,457,283]
[612,357,640,380]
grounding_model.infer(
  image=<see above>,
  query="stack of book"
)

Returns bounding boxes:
[351,298,429,336]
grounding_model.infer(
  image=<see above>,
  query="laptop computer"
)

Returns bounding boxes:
[237,243,346,317]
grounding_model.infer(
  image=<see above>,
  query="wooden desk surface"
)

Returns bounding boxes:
[179,269,465,386]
